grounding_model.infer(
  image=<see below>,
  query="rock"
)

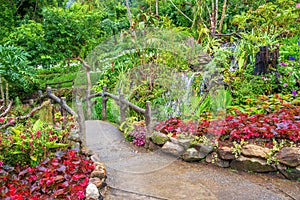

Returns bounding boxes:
[86,183,99,200]
[215,159,230,168]
[91,154,101,162]
[91,163,106,179]
[217,146,235,160]
[148,140,161,151]
[170,137,179,144]
[206,152,218,163]
[91,170,106,179]
[161,141,185,157]
[241,144,270,159]
[205,152,230,167]
[278,164,300,180]
[150,131,169,145]
[177,138,192,150]
[194,144,213,158]
[182,148,201,162]
[89,177,104,188]
[276,147,300,167]
[230,156,276,173]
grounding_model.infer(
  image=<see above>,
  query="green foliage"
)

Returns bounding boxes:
[93,97,119,123]
[0,1,17,42]
[232,0,300,37]
[228,93,300,116]
[119,117,138,141]
[42,4,107,64]
[0,44,36,92]
[6,20,46,67]
[0,119,70,167]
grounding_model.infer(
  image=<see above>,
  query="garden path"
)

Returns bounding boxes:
[85,120,300,200]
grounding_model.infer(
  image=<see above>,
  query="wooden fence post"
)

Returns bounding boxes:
[86,89,92,119]
[145,101,152,134]
[102,86,108,121]
[60,97,67,130]
[145,101,152,147]
[119,93,126,123]
[76,97,87,150]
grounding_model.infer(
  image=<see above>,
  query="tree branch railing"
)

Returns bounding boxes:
[87,86,152,135]
[46,87,78,118]
[46,80,74,90]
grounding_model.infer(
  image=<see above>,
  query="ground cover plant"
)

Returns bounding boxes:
[154,95,300,148]
[0,149,94,199]
[0,102,94,199]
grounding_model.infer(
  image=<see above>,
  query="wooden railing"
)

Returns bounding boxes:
[87,86,152,134]
[46,80,74,90]
[46,85,153,148]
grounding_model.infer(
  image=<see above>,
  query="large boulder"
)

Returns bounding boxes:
[241,144,270,159]
[194,144,214,158]
[277,163,300,180]
[276,147,300,167]
[150,131,169,146]
[205,152,230,168]
[230,156,276,173]
[162,141,185,157]
[86,183,99,200]
[217,146,235,160]
[182,148,202,162]
[177,138,192,149]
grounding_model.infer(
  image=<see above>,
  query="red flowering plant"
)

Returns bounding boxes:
[155,105,300,148]
[228,93,300,116]
[155,117,200,137]
[0,115,76,167]
[0,149,94,199]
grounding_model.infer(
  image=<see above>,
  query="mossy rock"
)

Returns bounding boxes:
[150,131,169,146]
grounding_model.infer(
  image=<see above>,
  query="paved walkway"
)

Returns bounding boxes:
[85,120,300,200]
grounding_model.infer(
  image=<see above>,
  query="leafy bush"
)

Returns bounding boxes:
[0,116,75,167]
[120,118,146,146]
[129,123,147,146]
[155,102,300,146]
[0,149,94,199]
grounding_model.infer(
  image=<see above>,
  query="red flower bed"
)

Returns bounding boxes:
[155,106,300,145]
[0,150,94,199]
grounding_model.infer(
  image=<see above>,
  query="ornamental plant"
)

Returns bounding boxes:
[128,123,147,146]
[228,93,300,116]
[0,149,94,199]
[0,116,75,167]
[155,104,300,147]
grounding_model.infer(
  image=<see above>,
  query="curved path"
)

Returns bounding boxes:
[86,120,300,200]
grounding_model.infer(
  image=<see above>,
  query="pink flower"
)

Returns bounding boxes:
[0,161,3,167]
[283,83,288,87]
[0,118,5,123]
[296,3,300,8]
[279,62,288,66]
[77,191,85,199]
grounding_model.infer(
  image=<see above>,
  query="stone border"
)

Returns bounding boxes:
[82,150,108,200]
[149,132,300,180]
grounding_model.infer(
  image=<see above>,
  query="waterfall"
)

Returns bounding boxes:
[65,0,76,9]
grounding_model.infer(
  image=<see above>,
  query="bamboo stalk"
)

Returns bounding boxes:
[218,0,227,33]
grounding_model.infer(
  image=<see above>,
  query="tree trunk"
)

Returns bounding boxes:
[5,81,9,106]
[218,0,227,33]
[0,76,4,101]
[125,0,133,28]
[156,0,159,16]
